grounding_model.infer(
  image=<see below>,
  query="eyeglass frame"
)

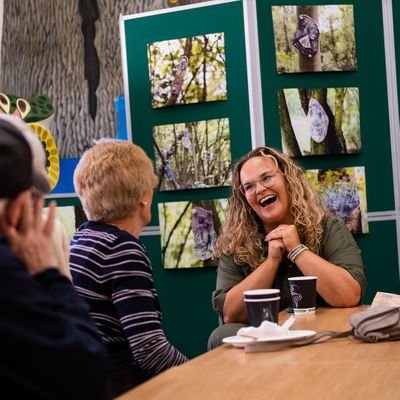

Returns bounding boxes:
[239,170,281,197]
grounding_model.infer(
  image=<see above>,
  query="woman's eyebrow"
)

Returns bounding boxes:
[242,170,276,184]
[259,170,276,177]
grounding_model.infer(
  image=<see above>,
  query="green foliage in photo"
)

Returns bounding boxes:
[148,32,227,108]
[272,5,357,73]
[158,199,228,269]
[153,118,232,191]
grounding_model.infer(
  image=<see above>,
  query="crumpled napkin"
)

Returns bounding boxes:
[237,320,290,339]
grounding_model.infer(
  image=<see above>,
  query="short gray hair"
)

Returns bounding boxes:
[74,141,158,222]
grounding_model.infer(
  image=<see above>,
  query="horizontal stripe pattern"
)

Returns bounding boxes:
[70,221,187,380]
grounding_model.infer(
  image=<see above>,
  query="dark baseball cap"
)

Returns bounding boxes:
[0,114,50,198]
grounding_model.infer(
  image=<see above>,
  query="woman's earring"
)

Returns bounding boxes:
[141,200,148,206]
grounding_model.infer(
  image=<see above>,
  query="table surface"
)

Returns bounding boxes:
[117,306,400,400]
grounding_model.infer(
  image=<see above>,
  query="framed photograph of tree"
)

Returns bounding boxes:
[147,32,227,108]
[278,87,361,157]
[158,198,228,269]
[153,117,232,191]
[271,5,357,74]
[53,205,77,241]
[304,166,368,235]
[48,204,87,242]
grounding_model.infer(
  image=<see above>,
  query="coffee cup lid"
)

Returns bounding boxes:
[288,276,317,281]
[244,297,280,302]
[244,289,280,295]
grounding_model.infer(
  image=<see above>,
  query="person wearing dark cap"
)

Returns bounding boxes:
[0,114,111,399]
[4,115,73,279]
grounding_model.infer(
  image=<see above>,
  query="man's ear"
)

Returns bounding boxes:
[5,191,31,227]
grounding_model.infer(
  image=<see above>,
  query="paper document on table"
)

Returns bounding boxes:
[371,291,400,307]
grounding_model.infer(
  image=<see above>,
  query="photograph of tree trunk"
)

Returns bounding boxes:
[278,87,361,157]
[153,118,232,191]
[147,32,227,108]
[304,166,368,234]
[271,5,357,73]
[158,199,228,269]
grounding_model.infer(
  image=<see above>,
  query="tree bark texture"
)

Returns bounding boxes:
[278,90,301,157]
[333,88,347,153]
[192,200,222,267]
[309,88,343,155]
[0,0,208,158]
[297,6,321,72]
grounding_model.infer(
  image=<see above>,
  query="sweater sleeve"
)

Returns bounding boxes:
[321,217,367,299]
[0,249,111,400]
[212,253,247,319]
[110,242,187,378]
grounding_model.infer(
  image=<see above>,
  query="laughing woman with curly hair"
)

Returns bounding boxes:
[208,147,367,348]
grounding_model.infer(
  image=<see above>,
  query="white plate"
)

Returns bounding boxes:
[222,336,256,347]
[222,330,316,347]
[256,330,316,343]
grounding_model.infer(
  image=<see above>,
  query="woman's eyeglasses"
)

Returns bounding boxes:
[239,171,280,196]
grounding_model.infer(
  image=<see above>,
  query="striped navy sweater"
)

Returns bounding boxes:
[70,221,187,393]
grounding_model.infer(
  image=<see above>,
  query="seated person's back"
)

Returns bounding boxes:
[70,140,187,397]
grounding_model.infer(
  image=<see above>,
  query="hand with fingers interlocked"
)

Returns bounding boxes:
[265,237,285,263]
[265,224,302,254]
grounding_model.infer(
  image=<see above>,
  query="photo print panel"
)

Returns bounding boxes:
[158,199,228,269]
[57,206,76,237]
[44,205,79,244]
[47,204,89,241]
[304,166,368,234]
[278,87,361,157]
[153,118,232,191]
[271,5,357,74]
[147,32,227,108]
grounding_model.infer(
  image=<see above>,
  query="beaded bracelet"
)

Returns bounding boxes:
[287,244,309,263]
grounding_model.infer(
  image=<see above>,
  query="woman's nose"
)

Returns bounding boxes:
[255,180,265,193]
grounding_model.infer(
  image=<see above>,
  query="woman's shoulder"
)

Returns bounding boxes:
[323,215,349,231]
[322,216,357,246]
[76,221,144,246]
[218,252,251,276]
[218,252,238,266]
[73,222,149,263]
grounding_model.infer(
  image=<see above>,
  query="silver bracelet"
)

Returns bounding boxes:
[287,244,309,263]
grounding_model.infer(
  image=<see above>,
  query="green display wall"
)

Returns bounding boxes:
[256,0,399,303]
[394,0,400,101]
[121,0,252,357]
[103,0,400,358]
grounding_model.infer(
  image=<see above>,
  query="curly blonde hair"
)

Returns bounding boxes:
[213,146,327,271]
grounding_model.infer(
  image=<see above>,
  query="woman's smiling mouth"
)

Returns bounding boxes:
[259,194,277,207]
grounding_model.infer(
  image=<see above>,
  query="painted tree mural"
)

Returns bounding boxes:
[0,0,210,158]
